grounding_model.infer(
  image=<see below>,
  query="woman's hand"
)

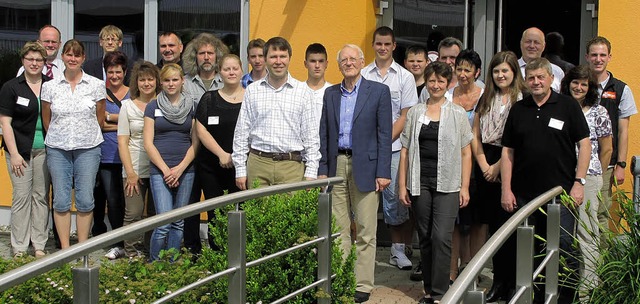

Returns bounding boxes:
[459,187,470,208]
[10,154,27,177]
[398,187,412,207]
[483,163,501,183]
[219,152,233,169]
[125,172,140,197]
[164,165,186,188]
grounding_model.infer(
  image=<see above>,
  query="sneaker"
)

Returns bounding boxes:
[389,243,412,270]
[105,247,126,260]
[410,261,423,281]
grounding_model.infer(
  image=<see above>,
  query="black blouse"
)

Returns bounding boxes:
[0,73,51,159]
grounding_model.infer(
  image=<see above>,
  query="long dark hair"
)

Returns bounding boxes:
[560,65,599,107]
[476,51,527,116]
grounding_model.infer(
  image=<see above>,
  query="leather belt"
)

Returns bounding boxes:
[338,149,352,156]
[250,148,303,161]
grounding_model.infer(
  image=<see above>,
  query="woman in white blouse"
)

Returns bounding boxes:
[117,61,160,257]
[42,39,106,248]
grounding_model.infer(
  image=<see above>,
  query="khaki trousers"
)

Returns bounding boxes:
[6,149,50,253]
[332,154,379,293]
[247,152,305,188]
[597,167,613,231]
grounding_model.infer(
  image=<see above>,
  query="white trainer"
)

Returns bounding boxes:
[389,243,413,270]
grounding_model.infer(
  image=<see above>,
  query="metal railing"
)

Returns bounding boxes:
[441,186,564,304]
[0,177,344,304]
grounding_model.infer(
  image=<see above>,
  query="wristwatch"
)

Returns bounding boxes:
[617,161,627,169]
[575,177,586,186]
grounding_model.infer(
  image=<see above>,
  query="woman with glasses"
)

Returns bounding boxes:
[0,41,51,258]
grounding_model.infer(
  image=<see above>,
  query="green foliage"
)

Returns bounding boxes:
[588,189,640,303]
[0,188,356,303]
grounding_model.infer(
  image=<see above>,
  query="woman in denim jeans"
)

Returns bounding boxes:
[143,63,198,261]
[42,39,106,248]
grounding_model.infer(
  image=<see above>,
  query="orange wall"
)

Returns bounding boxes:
[598,1,640,194]
[249,0,378,84]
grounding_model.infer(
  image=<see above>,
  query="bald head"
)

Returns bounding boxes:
[520,27,546,63]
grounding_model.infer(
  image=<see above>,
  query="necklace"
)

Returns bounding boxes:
[26,78,42,84]
[220,88,242,101]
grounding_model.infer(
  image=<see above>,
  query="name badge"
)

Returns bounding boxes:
[154,109,163,117]
[548,118,564,130]
[208,116,220,125]
[418,114,430,126]
[602,91,617,99]
[16,97,30,107]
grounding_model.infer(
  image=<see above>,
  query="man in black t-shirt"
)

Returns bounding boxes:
[501,58,590,303]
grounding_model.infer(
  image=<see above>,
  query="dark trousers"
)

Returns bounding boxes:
[92,163,125,247]
[183,165,239,255]
[412,179,460,296]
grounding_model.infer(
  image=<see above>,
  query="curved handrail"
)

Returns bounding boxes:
[0,177,344,291]
[440,186,564,303]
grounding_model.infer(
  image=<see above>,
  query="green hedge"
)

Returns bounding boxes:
[0,188,356,303]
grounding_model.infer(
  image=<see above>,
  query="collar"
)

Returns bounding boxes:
[518,57,527,68]
[190,73,221,84]
[259,72,296,90]
[366,60,400,75]
[523,90,558,106]
[340,76,362,95]
[599,72,612,90]
[56,70,91,85]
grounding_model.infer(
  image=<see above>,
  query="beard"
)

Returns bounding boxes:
[199,62,217,73]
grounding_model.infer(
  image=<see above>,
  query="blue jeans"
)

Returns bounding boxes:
[47,146,101,212]
[149,171,194,261]
[382,151,409,225]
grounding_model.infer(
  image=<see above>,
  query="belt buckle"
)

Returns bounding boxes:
[272,153,282,161]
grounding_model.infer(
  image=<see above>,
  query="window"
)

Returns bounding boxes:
[393,0,466,62]
[74,0,145,63]
[158,0,241,57]
[0,0,51,87]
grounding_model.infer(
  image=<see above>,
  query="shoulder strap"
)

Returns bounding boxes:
[106,88,122,108]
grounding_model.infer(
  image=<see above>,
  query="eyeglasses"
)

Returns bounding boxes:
[39,40,59,45]
[101,37,120,43]
[339,57,362,66]
[23,57,45,63]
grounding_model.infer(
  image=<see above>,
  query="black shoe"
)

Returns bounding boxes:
[354,291,370,303]
[410,261,423,281]
[486,281,506,303]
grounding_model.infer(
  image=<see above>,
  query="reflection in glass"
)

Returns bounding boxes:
[74,0,145,63]
[0,0,51,87]
[159,0,240,58]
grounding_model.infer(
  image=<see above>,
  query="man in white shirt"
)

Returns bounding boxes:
[518,27,564,92]
[438,37,463,90]
[232,37,320,189]
[18,25,64,79]
[362,26,418,271]
[585,36,638,235]
[304,43,331,124]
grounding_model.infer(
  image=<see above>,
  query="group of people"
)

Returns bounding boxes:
[0,23,635,304]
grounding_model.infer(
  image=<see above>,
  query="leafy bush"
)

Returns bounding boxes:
[0,188,356,303]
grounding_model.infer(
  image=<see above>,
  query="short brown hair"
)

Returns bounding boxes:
[246,38,265,54]
[99,25,123,41]
[20,41,47,59]
[586,36,611,55]
[62,39,85,56]
[129,60,161,99]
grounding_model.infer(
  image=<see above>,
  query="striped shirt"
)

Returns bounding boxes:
[232,74,320,178]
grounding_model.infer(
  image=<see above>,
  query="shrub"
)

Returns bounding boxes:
[0,188,356,303]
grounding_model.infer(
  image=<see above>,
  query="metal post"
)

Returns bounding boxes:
[631,156,640,213]
[317,192,332,304]
[515,224,534,303]
[228,211,246,304]
[545,198,560,304]
[72,255,99,304]
[464,290,485,304]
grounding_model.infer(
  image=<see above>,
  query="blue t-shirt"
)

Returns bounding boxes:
[100,92,130,163]
[143,100,194,175]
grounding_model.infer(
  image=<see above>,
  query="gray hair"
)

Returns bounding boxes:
[336,44,364,61]
[524,57,553,77]
[182,32,229,76]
